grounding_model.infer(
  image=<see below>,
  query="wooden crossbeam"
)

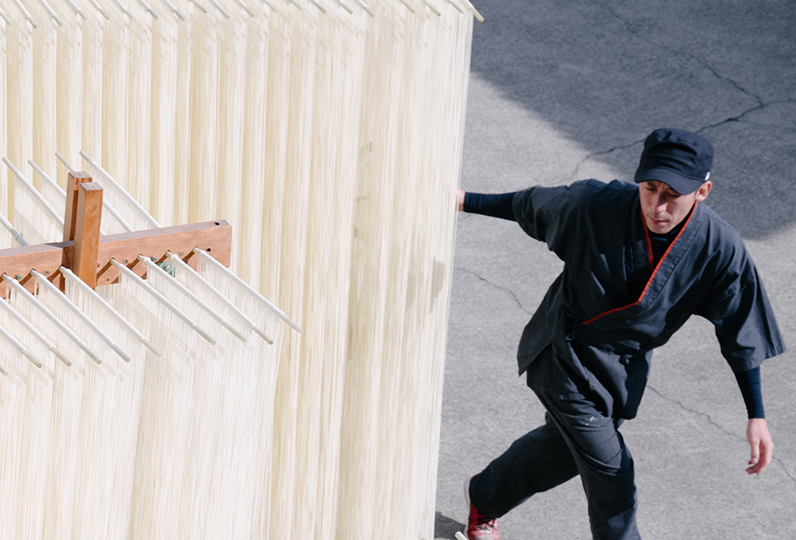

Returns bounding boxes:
[0,220,232,296]
[0,172,232,295]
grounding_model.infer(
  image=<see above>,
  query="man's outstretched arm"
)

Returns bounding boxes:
[457,188,517,220]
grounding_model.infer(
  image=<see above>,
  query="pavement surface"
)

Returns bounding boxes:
[435,1,796,539]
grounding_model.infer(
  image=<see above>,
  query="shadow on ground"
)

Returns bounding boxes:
[469,0,796,239]
[434,512,464,540]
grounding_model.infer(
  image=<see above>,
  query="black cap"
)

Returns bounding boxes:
[634,128,713,194]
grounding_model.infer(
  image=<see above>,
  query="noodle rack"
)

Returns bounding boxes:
[0,170,232,294]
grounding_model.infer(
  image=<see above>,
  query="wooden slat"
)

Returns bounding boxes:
[72,182,103,288]
[0,220,232,295]
[63,171,93,242]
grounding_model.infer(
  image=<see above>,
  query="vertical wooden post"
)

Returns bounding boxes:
[72,182,103,289]
[64,171,94,242]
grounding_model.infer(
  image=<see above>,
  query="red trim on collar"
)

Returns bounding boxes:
[581,202,698,327]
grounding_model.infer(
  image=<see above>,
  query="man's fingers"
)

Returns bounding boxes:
[747,446,763,474]
[747,459,769,475]
[757,441,773,473]
[747,439,773,475]
[749,445,760,465]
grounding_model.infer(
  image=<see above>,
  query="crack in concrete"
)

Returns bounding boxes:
[571,1,791,180]
[572,97,796,180]
[646,384,796,482]
[454,266,533,315]
[573,138,645,180]
[695,98,796,133]
[596,0,764,106]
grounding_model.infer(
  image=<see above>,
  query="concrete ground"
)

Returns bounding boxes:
[436,1,796,539]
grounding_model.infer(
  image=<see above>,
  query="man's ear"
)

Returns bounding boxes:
[695,180,712,202]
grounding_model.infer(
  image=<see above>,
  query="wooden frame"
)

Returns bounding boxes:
[0,172,232,295]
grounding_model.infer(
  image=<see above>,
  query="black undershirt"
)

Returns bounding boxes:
[462,190,764,418]
[649,224,683,268]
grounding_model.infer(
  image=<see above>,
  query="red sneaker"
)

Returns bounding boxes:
[464,477,500,540]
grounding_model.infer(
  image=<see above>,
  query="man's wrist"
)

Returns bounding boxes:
[735,366,764,419]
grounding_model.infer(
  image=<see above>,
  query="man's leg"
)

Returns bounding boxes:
[539,396,639,540]
[529,345,640,540]
[469,412,580,518]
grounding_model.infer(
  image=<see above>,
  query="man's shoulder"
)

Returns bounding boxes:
[514,179,638,226]
[694,203,749,262]
[565,179,636,193]
[533,179,636,202]
[697,204,744,243]
[557,179,638,210]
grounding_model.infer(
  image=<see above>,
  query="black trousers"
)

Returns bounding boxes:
[469,349,641,540]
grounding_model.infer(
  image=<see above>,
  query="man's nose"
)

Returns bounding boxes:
[654,195,667,213]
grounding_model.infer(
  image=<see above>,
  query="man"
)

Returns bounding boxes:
[457,128,785,540]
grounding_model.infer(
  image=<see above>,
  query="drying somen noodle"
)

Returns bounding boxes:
[0,1,475,538]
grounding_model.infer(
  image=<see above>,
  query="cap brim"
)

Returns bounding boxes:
[634,167,704,195]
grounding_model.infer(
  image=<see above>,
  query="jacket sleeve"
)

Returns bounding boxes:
[694,240,786,372]
[511,180,606,263]
[463,192,517,220]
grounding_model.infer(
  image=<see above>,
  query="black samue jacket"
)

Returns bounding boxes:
[508,180,785,419]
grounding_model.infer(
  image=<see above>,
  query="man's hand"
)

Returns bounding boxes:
[746,418,773,475]
[457,188,465,212]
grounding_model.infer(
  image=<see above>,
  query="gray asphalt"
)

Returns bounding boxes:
[436,2,796,539]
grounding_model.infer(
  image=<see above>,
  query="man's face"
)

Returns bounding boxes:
[638,180,712,234]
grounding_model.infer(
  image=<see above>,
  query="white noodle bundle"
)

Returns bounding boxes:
[257,1,290,303]
[99,266,201,540]
[55,8,83,187]
[0,18,6,215]
[187,6,220,225]
[214,7,247,271]
[193,248,285,538]
[148,6,179,225]
[142,257,232,538]
[4,4,34,216]
[80,0,103,166]
[172,0,196,226]
[84,152,159,232]
[100,0,128,180]
[269,6,318,539]
[6,159,63,244]
[336,4,405,538]
[61,270,146,540]
[0,299,55,540]
[29,160,67,228]
[30,0,57,178]
[126,0,153,210]
[0,322,25,540]
[294,7,367,539]
[6,278,93,540]
[32,272,137,540]
[237,0,270,286]
[379,12,468,538]
[145,255,279,538]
